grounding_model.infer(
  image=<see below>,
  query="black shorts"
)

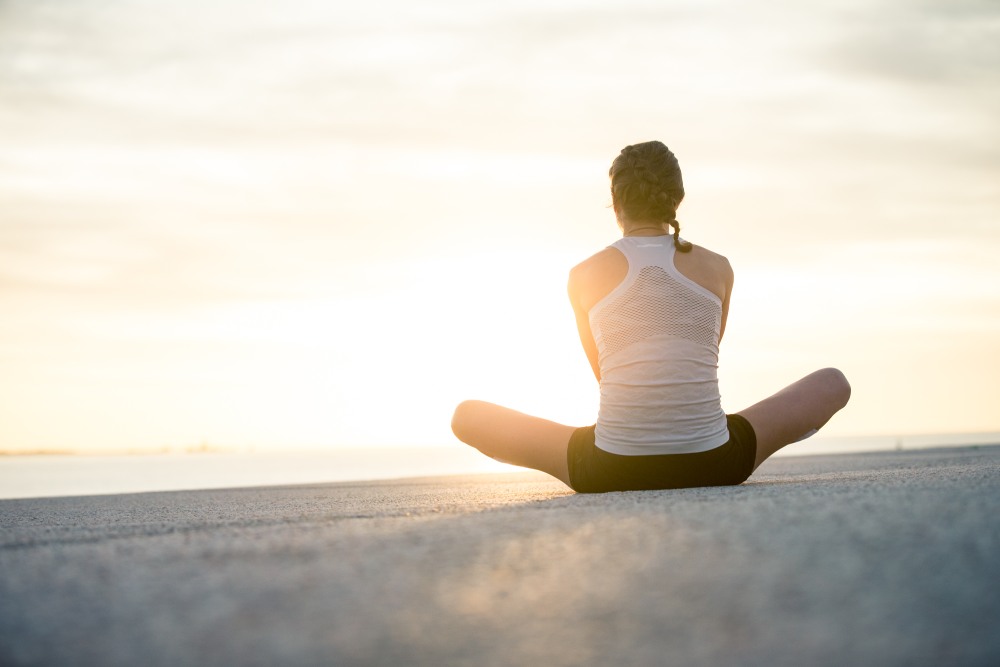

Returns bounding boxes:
[566,414,757,493]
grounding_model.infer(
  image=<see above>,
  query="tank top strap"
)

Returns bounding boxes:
[611,235,677,276]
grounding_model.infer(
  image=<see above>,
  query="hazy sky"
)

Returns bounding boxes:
[2,0,998,452]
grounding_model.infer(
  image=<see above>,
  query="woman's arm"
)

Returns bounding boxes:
[719,257,734,343]
[567,248,626,383]
[569,288,601,382]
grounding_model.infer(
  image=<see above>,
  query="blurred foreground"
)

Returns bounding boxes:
[2,446,998,666]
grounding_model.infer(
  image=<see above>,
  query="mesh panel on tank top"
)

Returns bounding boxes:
[596,265,720,358]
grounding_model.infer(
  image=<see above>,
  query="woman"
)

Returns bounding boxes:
[451,141,850,493]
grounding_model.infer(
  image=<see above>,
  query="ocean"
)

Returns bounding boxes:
[2,432,998,500]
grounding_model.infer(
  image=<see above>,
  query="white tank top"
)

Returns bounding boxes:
[589,236,730,455]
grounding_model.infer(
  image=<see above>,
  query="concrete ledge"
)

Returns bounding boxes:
[2,446,999,666]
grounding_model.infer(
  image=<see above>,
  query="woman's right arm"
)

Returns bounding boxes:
[567,248,627,383]
[570,287,601,382]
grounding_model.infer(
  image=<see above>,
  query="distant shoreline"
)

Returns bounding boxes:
[2,441,1000,503]
[2,431,999,457]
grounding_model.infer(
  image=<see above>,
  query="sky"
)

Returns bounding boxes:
[1,0,998,453]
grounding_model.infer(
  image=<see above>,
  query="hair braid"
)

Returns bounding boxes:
[610,141,692,252]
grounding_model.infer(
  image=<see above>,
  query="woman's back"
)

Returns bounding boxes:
[571,235,732,455]
[569,239,732,319]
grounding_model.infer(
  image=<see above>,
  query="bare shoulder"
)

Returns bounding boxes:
[691,243,732,274]
[568,247,622,283]
[689,242,731,268]
[677,243,734,299]
[568,247,628,311]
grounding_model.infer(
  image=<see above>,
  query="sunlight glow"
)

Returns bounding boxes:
[1,0,998,454]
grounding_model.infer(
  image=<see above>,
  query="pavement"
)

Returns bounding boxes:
[1,446,999,666]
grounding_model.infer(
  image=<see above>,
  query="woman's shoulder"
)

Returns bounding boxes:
[567,246,629,311]
[569,246,624,278]
[688,242,732,273]
[678,242,734,300]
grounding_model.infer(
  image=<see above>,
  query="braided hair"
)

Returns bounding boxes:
[609,141,692,253]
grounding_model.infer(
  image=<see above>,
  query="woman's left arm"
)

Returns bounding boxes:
[718,258,734,343]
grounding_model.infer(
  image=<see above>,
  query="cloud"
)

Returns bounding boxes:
[817,0,1000,86]
[3,0,998,290]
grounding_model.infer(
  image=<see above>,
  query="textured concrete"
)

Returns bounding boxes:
[2,446,999,666]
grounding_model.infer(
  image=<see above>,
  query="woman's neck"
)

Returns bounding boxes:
[617,214,669,237]
[622,224,669,237]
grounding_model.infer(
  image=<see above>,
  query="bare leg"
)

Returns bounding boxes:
[737,368,852,471]
[451,400,576,487]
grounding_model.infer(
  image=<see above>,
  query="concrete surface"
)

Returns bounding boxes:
[2,446,999,666]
